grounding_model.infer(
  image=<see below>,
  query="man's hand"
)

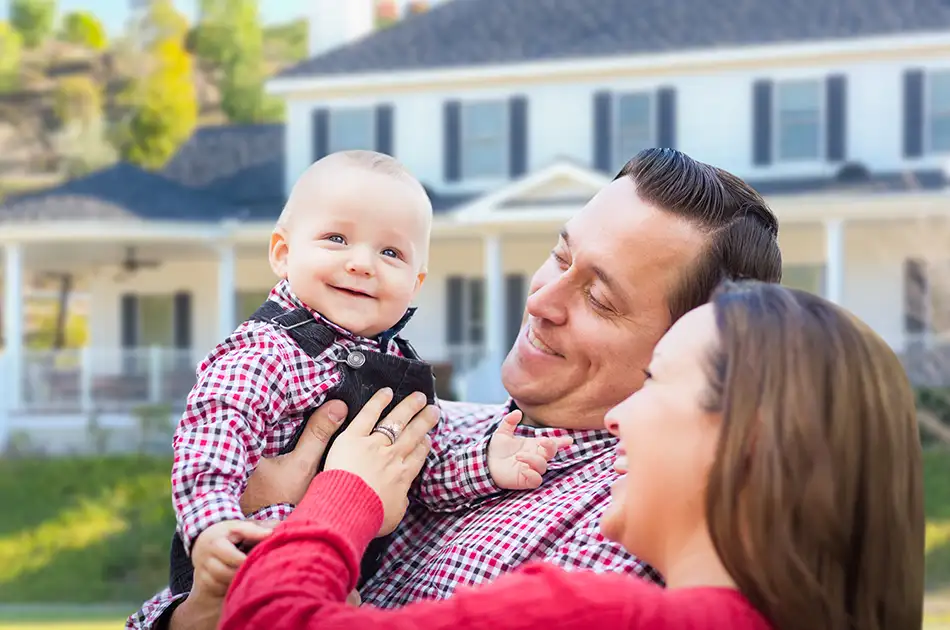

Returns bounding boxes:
[487,410,573,490]
[190,520,274,599]
[240,399,348,515]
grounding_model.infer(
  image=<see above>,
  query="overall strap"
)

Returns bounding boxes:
[247,300,336,360]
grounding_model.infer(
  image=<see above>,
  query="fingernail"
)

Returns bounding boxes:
[328,402,346,423]
[414,392,426,404]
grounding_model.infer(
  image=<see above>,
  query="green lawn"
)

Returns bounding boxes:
[0,449,948,627]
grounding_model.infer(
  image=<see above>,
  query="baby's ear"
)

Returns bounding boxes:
[269,229,290,279]
[413,267,428,294]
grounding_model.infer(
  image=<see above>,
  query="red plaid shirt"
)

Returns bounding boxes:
[171,280,497,556]
[127,399,662,629]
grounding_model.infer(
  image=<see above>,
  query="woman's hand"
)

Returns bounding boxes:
[324,388,439,536]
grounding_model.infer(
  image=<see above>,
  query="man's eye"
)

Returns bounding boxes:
[550,250,568,266]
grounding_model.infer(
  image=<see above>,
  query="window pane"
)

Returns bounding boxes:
[930,72,950,113]
[931,115,950,152]
[777,81,821,161]
[139,295,174,347]
[930,261,950,336]
[782,264,825,296]
[329,108,374,152]
[904,259,928,335]
[461,102,506,179]
[616,93,652,168]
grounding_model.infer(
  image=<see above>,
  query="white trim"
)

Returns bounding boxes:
[4,243,23,411]
[459,99,511,182]
[266,32,950,95]
[772,77,826,164]
[450,158,610,219]
[823,218,845,304]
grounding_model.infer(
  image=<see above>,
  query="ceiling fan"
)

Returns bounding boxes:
[114,246,161,281]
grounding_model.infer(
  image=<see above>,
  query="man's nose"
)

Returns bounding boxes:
[525,275,568,326]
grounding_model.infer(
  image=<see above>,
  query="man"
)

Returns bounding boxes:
[127,148,782,628]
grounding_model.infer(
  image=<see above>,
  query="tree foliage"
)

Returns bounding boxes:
[193,0,283,124]
[0,21,23,92]
[117,0,198,170]
[60,10,107,50]
[10,0,56,48]
[53,76,102,126]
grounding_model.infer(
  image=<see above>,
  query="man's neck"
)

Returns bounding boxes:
[513,400,609,432]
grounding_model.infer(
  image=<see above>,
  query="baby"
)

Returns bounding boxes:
[165,150,571,596]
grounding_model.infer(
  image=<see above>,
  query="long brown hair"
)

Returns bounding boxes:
[703,281,925,630]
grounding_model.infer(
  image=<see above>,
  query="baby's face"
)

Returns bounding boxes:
[271,165,430,338]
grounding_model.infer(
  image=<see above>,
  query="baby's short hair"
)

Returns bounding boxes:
[276,150,430,228]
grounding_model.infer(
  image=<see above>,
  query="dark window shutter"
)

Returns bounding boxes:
[505,274,526,351]
[593,91,613,172]
[311,108,329,162]
[825,75,847,162]
[446,276,464,344]
[752,80,773,166]
[468,278,485,344]
[656,87,677,149]
[120,294,138,348]
[173,291,192,349]
[904,69,925,158]
[509,96,528,178]
[444,100,462,182]
[375,104,394,156]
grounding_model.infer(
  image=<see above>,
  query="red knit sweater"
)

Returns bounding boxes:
[220,470,773,630]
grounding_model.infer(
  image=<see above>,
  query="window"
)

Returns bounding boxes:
[929,71,950,153]
[328,108,375,153]
[904,258,950,340]
[235,290,271,323]
[446,276,486,371]
[782,264,825,296]
[461,101,507,179]
[615,92,653,170]
[138,295,174,347]
[775,80,822,161]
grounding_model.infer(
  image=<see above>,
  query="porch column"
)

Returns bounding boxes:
[484,233,505,368]
[824,219,845,305]
[3,242,23,411]
[217,243,237,339]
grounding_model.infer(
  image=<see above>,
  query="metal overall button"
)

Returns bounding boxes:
[345,350,366,369]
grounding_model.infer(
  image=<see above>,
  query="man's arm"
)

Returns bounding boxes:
[172,337,293,553]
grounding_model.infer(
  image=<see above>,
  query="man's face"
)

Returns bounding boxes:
[500,176,706,430]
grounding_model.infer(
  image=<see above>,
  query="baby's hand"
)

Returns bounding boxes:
[487,410,573,490]
[191,519,274,598]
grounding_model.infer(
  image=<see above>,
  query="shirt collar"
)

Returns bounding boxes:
[496,399,617,471]
[268,279,416,347]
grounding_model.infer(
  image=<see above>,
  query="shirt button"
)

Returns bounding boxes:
[346,350,366,369]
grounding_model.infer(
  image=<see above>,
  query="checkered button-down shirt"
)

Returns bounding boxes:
[171,279,496,557]
[127,398,661,629]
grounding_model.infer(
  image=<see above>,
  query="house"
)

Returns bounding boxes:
[2,0,950,451]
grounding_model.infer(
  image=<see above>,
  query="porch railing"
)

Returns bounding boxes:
[20,347,200,414]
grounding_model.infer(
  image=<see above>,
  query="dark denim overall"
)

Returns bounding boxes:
[167,300,437,596]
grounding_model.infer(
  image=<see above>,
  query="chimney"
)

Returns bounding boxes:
[308,0,375,58]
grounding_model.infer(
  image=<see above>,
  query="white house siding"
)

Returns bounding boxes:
[281,38,950,200]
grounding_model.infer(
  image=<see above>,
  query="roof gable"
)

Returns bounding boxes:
[278,0,950,80]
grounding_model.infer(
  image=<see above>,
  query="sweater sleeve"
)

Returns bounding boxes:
[219,471,650,630]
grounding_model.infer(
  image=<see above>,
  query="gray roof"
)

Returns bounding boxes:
[161,124,285,220]
[278,0,950,79]
[0,162,243,223]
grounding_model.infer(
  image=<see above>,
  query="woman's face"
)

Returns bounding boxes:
[600,303,723,570]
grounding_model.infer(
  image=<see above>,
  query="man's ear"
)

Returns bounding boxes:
[269,229,290,279]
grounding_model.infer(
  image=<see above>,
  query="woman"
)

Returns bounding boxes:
[218,281,926,630]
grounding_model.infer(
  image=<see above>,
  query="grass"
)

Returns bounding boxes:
[0,448,948,626]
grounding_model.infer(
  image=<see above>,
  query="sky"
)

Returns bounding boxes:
[1,0,310,31]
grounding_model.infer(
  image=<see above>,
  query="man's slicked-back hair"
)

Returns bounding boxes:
[615,148,782,323]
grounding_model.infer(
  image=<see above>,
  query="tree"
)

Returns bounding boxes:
[10,0,56,48]
[193,0,283,124]
[60,10,107,50]
[117,0,198,170]
[0,22,23,92]
[53,76,102,126]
